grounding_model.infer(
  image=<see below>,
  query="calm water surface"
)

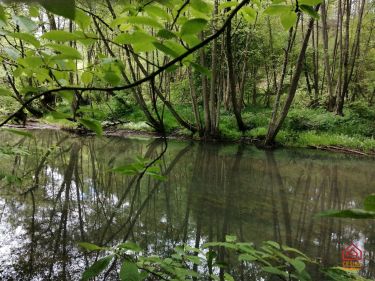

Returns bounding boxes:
[0,130,374,280]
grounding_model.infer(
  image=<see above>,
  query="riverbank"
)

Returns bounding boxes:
[4,116,375,157]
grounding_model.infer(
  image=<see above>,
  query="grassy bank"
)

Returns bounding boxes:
[39,100,375,153]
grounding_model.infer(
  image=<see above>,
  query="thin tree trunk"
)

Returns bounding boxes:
[265,6,320,146]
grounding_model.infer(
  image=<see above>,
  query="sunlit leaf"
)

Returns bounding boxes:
[42,30,82,41]
[180,18,207,36]
[12,15,37,32]
[264,4,292,15]
[280,10,297,30]
[7,32,40,48]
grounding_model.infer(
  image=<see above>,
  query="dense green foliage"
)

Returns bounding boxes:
[0,0,373,150]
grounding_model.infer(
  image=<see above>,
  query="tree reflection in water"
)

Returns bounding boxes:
[0,130,374,280]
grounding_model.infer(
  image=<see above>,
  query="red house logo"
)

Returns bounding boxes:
[342,242,363,270]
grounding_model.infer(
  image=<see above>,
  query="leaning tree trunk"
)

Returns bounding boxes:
[264,6,321,146]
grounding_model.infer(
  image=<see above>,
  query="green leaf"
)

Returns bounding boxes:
[118,242,142,252]
[81,71,93,85]
[0,5,7,24]
[225,235,237,242]
[59,91,74,103]
[38,0,76,20]
[264,4,292,15]
[241,6,257,23]
[300,5,320,19]
[157,29,177,39]
[113,31,155,45]
[82,255,113,281]
[12,15,37,32]
[47,43,82,59]
[7,32,40,48]
[290,258,306,273]
[299,0,322,5]
[144,4,171,21]
[153,42,179,58]
[364,194,375,211]
[103,70,121,85]
[219,1,239,11]
[78,242,103,251]
[180,18,207,36]
[125,16,163,29]
[280,11,297,30]
[190,62,211,78]
[119,261,140,281]
[42,30,82,41]
[265,241,280,249]
[317,209,375,219]
[28,5,40,17]
[262,266,288,278]
[50,111,71,120]
[0,88,12,96]
[74,9,91,30]
[79,118,103,136]
[3,128,34,138]
[190,0,212,14]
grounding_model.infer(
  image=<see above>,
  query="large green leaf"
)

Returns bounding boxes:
[119,261,141,281]
[82,255,114,281]
[118,242,142,252]
[124,16,163,29]
[280,11,297,30]
[74,9,91,30]
[12,15,37,32]
[180,18,207,36]
[113,31,155,45]
[7,32,40,48]
[38,0,76,20]
[79,118,103,136]
[190,0,212,15]
[153,42,180,58]
[264,4,292,15]
[42,30,82,41]
[81,71,93,85]
[103,70,121,85]
[46,43,82,59]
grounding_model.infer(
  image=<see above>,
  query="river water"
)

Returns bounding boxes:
[0,130,374,280]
